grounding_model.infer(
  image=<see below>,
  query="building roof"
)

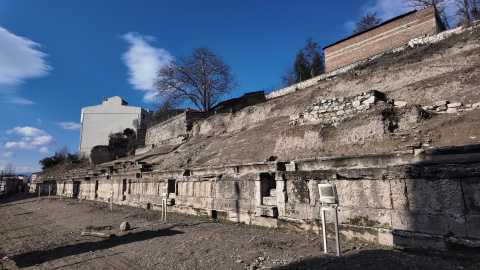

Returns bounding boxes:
[324,10,418,50]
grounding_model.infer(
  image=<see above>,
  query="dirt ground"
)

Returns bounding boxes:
[1,194,479,270]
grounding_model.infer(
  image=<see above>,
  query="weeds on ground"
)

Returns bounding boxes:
[348,237,402,250]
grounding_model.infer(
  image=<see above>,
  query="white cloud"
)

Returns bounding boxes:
[57,122,81,130]
[0,27,51,86]
[3,126,56,151]
[6,126,48,137]
[30,135,56,146]
[343,0,411,33]
[37,118,42,124]
[120,32,173,102]
[4,141,37,150]
[38,147,49,154]
[0,152,15,157]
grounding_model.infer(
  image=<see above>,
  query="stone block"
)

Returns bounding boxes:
[446,108,458,114]
[362,96,377,105]
[405,179,464,213]
[336,110,344,116]
[436,105,447,111]
[391,210,466,237]
[263,196,277,206]
[290,113,303,120]
[462,178,480,214]
[394,101,407,108]
[447,102,462,108]
[433,100,448,107]
[392,231,445,250]
[467,215,480,239]
[472,103,480,109]
[378,230,394,246]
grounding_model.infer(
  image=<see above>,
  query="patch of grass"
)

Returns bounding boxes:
[197,153,218,164]
[463,47,480,57]
[348,237,402,250]
[0,229,6,235]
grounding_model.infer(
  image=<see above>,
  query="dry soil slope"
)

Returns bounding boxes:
[111,28,480,171]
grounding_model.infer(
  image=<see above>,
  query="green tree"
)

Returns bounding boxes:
[281,38,325,86]
[153,101,174,122]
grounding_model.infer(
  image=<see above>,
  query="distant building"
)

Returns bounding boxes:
[79,96,154,157]
[31,172,41,182]
[0,175,26,195]
[324,6,445,72]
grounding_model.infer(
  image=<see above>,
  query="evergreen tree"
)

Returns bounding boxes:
[281,38,325,86]
[293,50,310,83]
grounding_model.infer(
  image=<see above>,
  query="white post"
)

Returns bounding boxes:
[79,188,82,203]
[19,186,21,194]
[49,186,51,199]
[38,187,41,198]
[322,208,328,254]
[110,187,113,211]
[334,206,341,257]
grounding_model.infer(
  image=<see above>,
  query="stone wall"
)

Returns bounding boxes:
[266,16,480,102]
[144,113,188,148]
[41,146,480,249]
[324,7,440,72]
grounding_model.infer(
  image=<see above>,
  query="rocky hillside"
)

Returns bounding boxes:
[41,23,480,177]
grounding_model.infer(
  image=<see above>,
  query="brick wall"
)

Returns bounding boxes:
[324,7,441,72]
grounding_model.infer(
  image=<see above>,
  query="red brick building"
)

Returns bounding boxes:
[324,7,445,72]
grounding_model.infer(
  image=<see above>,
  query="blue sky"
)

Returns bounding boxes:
[0,0,412,174]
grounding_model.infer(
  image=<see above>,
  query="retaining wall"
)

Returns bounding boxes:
[35,146,480,250]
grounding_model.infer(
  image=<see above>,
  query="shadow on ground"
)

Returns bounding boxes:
[12,227,183,268]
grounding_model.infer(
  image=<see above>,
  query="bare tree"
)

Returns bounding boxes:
[280,65,295,87]
[154,46,239,112]
[3,162,16,176]
[402,0,451,28]
[353,13,382,34]
[453,0,480,25]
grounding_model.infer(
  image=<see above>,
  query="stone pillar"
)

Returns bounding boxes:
[276,173,287,216]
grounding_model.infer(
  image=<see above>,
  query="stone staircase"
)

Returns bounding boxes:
[256,188,278,217]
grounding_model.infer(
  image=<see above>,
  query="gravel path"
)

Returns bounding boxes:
[0,194,478,269]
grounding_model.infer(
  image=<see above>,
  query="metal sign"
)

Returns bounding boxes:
[318,183,341,257]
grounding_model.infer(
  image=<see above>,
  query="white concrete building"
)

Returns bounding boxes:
[79,96,154,157]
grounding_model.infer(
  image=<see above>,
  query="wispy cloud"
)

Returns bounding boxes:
[343,0,411,34]
[57,122,81,130]
[38,147,49,154]
[0,160,39,173]
[3,126,56,151]
[37,118,42,124]
[0,152,15,157]
[120,32,173,103]
[0,27,51,105]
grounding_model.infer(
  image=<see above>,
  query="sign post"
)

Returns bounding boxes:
[318,184,341,257]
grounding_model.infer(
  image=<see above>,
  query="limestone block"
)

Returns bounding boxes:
[285,203,308,219]
[313,106,320,110]
[472,102,480,109]
[290,113,303,120]
[433,100,448,107]
[378,230,394,246]
[263,196,277,206]
[362,96,377,105]
[394,101,407,108]
[392,231,445,250]
[447,102,462,108]
[352,100,361,107]
[405,179,464,213]
[336,110,344,116]
[391,210,466,237]
[436,105,447,112]
[330,207,392,229]
[324,179,391,209]
[462,178,480,214]
[446,108,458,114]
[286,180,310,204]
[467,215,480,239]
[390,179,408,210]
